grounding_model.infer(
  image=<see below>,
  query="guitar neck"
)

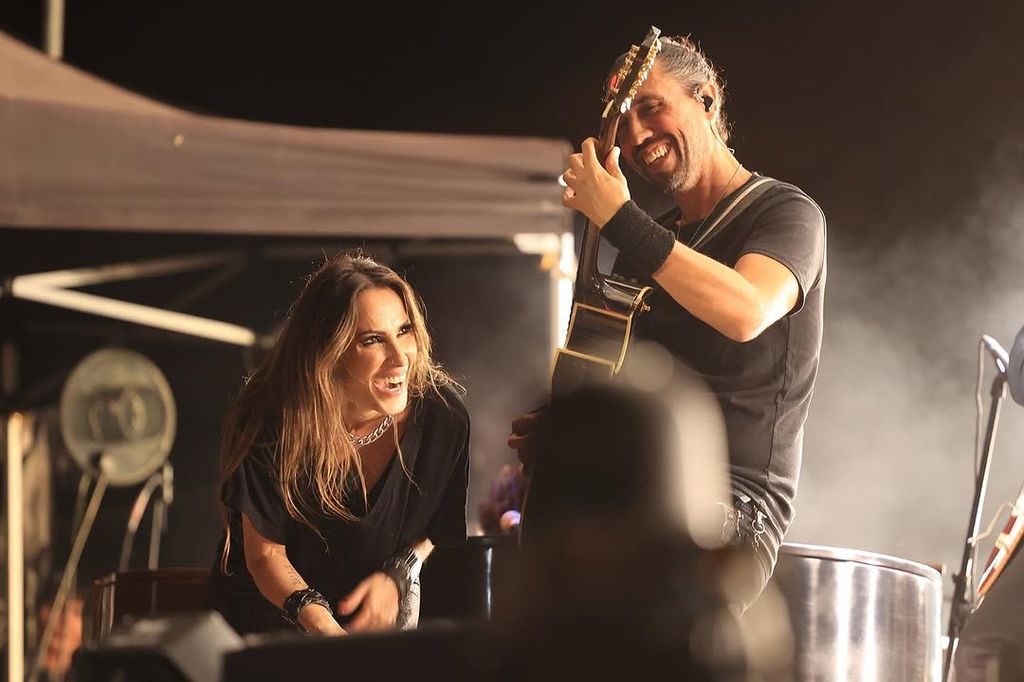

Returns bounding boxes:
[573,117,622,306]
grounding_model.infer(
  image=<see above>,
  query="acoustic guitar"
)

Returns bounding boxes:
[549,26,663,396]
[515,28,664,539]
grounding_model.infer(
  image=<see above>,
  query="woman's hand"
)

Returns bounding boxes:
[297,603,346,636]
[337,572,400,632]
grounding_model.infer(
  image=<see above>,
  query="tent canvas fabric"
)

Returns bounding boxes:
[0,31,572,239]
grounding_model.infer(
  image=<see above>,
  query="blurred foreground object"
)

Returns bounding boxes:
[70,611,241,682]
[508,381,792,679]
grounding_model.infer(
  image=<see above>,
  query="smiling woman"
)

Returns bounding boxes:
[207,253,470,636]
[339,287,420,427]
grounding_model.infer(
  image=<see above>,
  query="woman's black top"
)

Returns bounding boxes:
[208,384,470,634]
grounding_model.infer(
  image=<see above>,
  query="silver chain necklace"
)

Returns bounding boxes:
[347,414,394,447]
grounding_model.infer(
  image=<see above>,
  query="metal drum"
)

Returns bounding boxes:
[769,543,943,681]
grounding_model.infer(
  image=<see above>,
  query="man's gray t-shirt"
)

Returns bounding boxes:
[611,174,826,563]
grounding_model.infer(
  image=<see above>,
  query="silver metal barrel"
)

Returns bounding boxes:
[769,543,943,681]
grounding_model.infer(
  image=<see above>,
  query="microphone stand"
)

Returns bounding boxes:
[119,462,174,571]
[942,370,1008,681]
[29,459,110,682]
[149,462,173,569]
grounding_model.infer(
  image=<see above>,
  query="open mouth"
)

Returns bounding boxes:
[636,138,676,173]
[642,143,670,166]
[373,374,406,395]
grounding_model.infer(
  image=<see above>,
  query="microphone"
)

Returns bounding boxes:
[1010,326,1024,406]
[982,335,1009,374]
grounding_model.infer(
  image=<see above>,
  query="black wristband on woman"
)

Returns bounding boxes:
[281,587,331,631]
[600,200,677,278]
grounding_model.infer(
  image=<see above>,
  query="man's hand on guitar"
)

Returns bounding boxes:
[561,137,631,227]
[508,409,545,468]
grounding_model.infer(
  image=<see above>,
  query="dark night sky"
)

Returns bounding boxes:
[4,1,1024,581]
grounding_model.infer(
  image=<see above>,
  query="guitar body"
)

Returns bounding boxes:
[550,278,652,395]
[546,25,663,396]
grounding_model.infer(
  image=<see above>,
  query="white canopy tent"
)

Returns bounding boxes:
[0,30,575,346]
[0,31,571,239]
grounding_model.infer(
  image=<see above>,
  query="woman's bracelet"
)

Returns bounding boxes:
[381,548,422,607]
[281,587,332,631]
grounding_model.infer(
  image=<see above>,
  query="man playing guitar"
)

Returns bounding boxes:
[511,32,826,610]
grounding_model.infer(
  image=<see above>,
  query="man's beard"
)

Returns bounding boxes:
[661,168,687,194]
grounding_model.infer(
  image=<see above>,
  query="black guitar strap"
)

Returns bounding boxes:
[689,176,778,251]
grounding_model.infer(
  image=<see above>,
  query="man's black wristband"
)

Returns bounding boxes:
[601,200,677,278]
[281,587,331,631]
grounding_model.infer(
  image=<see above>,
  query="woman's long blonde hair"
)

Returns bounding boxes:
[218,253,453,571]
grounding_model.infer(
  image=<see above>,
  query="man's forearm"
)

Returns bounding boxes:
[654,243,772,342]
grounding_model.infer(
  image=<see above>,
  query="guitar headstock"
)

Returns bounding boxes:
[603,26,662,121]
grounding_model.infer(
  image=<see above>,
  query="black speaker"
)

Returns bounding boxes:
[70,611,243,682]
[223,624,493,682]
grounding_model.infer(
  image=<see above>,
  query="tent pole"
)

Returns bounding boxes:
[555,231,575,351]
[44,0,64,60]
[9,254,259,347]
[6,412,26,682]
[11,281,257,347]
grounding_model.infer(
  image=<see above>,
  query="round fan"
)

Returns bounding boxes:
[58,347,176,486]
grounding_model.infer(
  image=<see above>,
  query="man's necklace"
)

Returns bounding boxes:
[677,163,745,247]
[348,414,394,447]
